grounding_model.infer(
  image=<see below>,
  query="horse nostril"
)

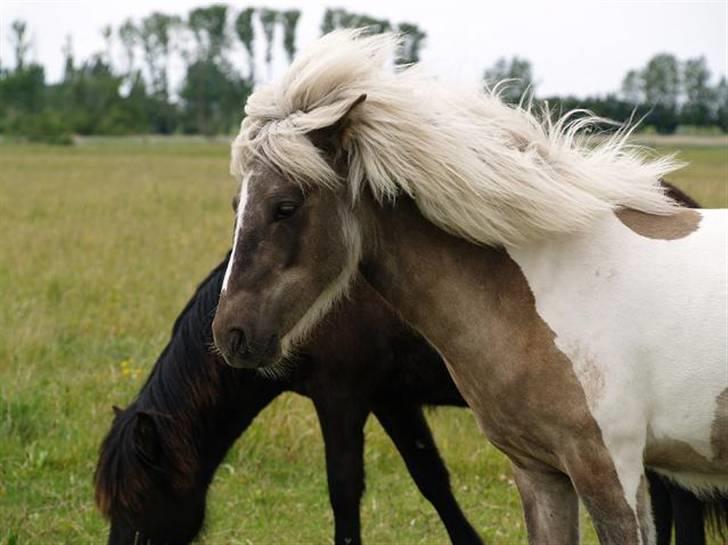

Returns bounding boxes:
[228,328,247,355]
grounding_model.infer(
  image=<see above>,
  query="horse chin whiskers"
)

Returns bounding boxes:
[206,340,224,358]
[255,357,295,381]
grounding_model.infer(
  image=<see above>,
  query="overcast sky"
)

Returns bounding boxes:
[1,0,725,97]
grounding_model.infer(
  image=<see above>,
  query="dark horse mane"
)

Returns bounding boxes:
[95,252,253,518]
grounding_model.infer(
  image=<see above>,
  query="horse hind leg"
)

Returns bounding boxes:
[512,463,579,545]
[374,403,483,545]
[646,471,673,545]
[314,399,370,545]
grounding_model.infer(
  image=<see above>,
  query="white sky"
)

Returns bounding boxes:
[1,0,726,97]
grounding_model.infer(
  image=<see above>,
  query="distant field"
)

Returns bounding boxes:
[0,137,725,544]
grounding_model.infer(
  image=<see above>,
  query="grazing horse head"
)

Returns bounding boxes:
[95,405,206,545]
[212,29,679,369]
[95,257,264,545]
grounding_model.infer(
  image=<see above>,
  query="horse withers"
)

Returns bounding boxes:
[213,30,728,545]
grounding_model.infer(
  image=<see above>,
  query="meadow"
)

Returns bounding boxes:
[0,137,726,544]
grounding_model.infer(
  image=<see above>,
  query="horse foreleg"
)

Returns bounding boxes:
[512,463,579,545]
[567,446,654,545]
[374,403,483,545]
[313,398,369,545]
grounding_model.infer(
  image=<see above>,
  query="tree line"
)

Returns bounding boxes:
[0,7,425,144]
[0,7,724,144]
[485,54,727,134]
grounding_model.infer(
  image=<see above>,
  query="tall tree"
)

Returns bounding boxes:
[118,19,138,78]
[138,12,181,98]
[10,20,31,70]
[62,35,75,82]
[320,8,390,36]
[321,9,336,35]
[101,25,113,67]
[234,7,256,82]
[396,22,426,64]
[281,10,301,63]
[714,76,728,133]
[621,69,643,104]
[183,4,248,135]
[483,56,535,104]
[641,53,680,109]
[188,4,229,62]
[259,8,278,78]
[681,56,713,126]
[640,53,680,133]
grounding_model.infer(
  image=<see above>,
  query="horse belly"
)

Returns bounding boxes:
[509,209,728,484]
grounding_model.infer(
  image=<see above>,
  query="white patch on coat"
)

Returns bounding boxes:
[221,174,250,293]
[508,208,728,506]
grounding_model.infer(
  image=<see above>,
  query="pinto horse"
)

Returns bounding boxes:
[97,178,717,544]
[96,253,724,545]
[212,30,728,545]
[95,259,483,545]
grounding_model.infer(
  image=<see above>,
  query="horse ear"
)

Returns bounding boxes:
[112,405,123,417]
[308,93,367,157]
[132,411,161,464]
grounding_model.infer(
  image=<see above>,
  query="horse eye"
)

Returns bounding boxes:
[231,194,240,212]
[273,201,299,221]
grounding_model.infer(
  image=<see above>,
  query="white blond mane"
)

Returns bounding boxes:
[232,29,681,247]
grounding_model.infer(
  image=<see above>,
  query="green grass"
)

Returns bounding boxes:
[0,137,725,544]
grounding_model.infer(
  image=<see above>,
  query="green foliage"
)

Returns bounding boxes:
[319,9,425,66]
[0,63,73,144]
[10,20,30,70]
[281,10,302,63]
[715,77,728,132]
[483,57,535,104]
[620,53,726,133]
[138,12,182,97]
[321,8,391,35]
[682,57,716,127]
[259,8,279,77]
[396,22,426,65]
[621,69,643,104]
[188,5,229,63]
[539,94,646,128]
[1,9,724,140]
[4,111,73,145]
[179,60,251,136]
[118,19,138,76]
[642,53,681,109]
[234,8,256,81]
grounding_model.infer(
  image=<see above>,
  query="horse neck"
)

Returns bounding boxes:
[359,195,543,404]
[139,314,283,484]
[361,195,512,343]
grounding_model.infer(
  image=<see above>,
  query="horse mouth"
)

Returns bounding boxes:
[225,333,281,370]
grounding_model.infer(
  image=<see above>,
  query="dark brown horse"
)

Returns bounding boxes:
[95,258,483,545]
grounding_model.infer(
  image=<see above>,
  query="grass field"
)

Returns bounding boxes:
[0,137,726,544]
